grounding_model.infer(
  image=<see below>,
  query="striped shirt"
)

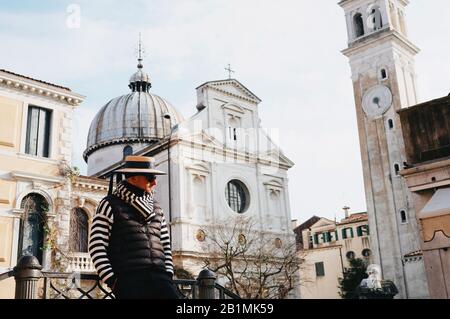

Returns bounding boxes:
[88,184,174,284]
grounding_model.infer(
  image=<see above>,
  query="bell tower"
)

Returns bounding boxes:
[339,0,429,298]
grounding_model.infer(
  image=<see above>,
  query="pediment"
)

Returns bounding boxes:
[260,149,295,168]
[257,129,294,168]
[311,218,336,229]
[221,102,245,114]
[263,179,283,188]
[185,162,210,174]
[179,129,224,149]
[197,79,261,104]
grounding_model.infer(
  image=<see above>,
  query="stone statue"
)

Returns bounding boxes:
[360,264,382,289]
[356,264,398,299]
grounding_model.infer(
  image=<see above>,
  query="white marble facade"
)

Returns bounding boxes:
[82,76,296,288]
[145,79,296,269]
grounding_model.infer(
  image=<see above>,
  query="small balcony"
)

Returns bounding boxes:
[66,253,96,273]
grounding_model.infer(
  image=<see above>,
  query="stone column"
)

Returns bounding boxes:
[14,256,43,299]
[197,268,217,299]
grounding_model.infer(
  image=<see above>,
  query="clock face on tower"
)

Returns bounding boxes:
[362,84,393,119]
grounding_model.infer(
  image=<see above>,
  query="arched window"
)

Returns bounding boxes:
[381,69,387,79]
[70,208,89,252]
[123,145,133,158]
[268,190,281,229]
[362,249,372,258]
[19,193,48,264]
[346,251,355,260]
[388,119,394,129]
[370,7,383,30]
[228,117,239,142]
[400,210,408,224]
[394,163,400,175]
[193,176,206,219]
[354,13,365,37]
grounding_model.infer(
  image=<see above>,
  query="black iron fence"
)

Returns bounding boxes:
[1,256,240,299]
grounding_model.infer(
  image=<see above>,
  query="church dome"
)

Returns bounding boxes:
[83,62,184,162]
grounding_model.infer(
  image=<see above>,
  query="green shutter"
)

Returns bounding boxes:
[327,232,332,242]
[350,228,354,238]
[342,228,347,239]
[321,233,326,243]
[335,230,338,241]
[314,234,319,244]
[366,225,370,235]
[315,262,325,277]
[357,226,363,237]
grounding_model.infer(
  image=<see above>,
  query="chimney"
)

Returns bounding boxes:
[291,219,299,229]
[343,206,350,219]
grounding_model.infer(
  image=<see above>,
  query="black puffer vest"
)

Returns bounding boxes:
[106,195,167,275]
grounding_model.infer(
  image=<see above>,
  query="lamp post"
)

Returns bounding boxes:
[163,114,173,241]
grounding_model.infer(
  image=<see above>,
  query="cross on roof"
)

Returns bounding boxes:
[225,63,234,79]
[135,32,147,69]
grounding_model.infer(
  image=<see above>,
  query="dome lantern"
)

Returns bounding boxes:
[128,33,151,92]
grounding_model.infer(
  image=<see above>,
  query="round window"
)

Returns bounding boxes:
[346,251,355,260]
[225,180,249,213]
[362,249,371,257]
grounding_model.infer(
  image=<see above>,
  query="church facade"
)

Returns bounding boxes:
[83,60,296,282]
[339,0,429,298]
[0,52,296,297]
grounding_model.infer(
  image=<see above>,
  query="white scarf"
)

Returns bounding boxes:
[112,181,154,221]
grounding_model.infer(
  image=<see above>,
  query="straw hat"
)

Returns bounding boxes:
[114,156,167,175]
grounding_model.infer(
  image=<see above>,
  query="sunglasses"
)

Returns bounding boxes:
[144,175,156,182]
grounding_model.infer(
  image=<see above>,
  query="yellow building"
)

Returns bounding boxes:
[0,69,84,298]
[295,212,371,299]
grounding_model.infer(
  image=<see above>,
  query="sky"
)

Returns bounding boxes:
[1,0,449,224]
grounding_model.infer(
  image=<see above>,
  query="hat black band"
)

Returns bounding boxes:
[124,161,155,169]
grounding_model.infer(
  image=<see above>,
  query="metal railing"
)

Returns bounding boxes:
[0,256,240,299]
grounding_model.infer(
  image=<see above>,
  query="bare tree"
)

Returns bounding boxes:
[202,216,302,299]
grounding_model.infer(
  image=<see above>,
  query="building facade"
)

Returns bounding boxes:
[0,58,297,298]
[84,61,297,293]
[399,96,450,298]
[296,212,371,299]
[338,0,429,298]
[0,69,84,298]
